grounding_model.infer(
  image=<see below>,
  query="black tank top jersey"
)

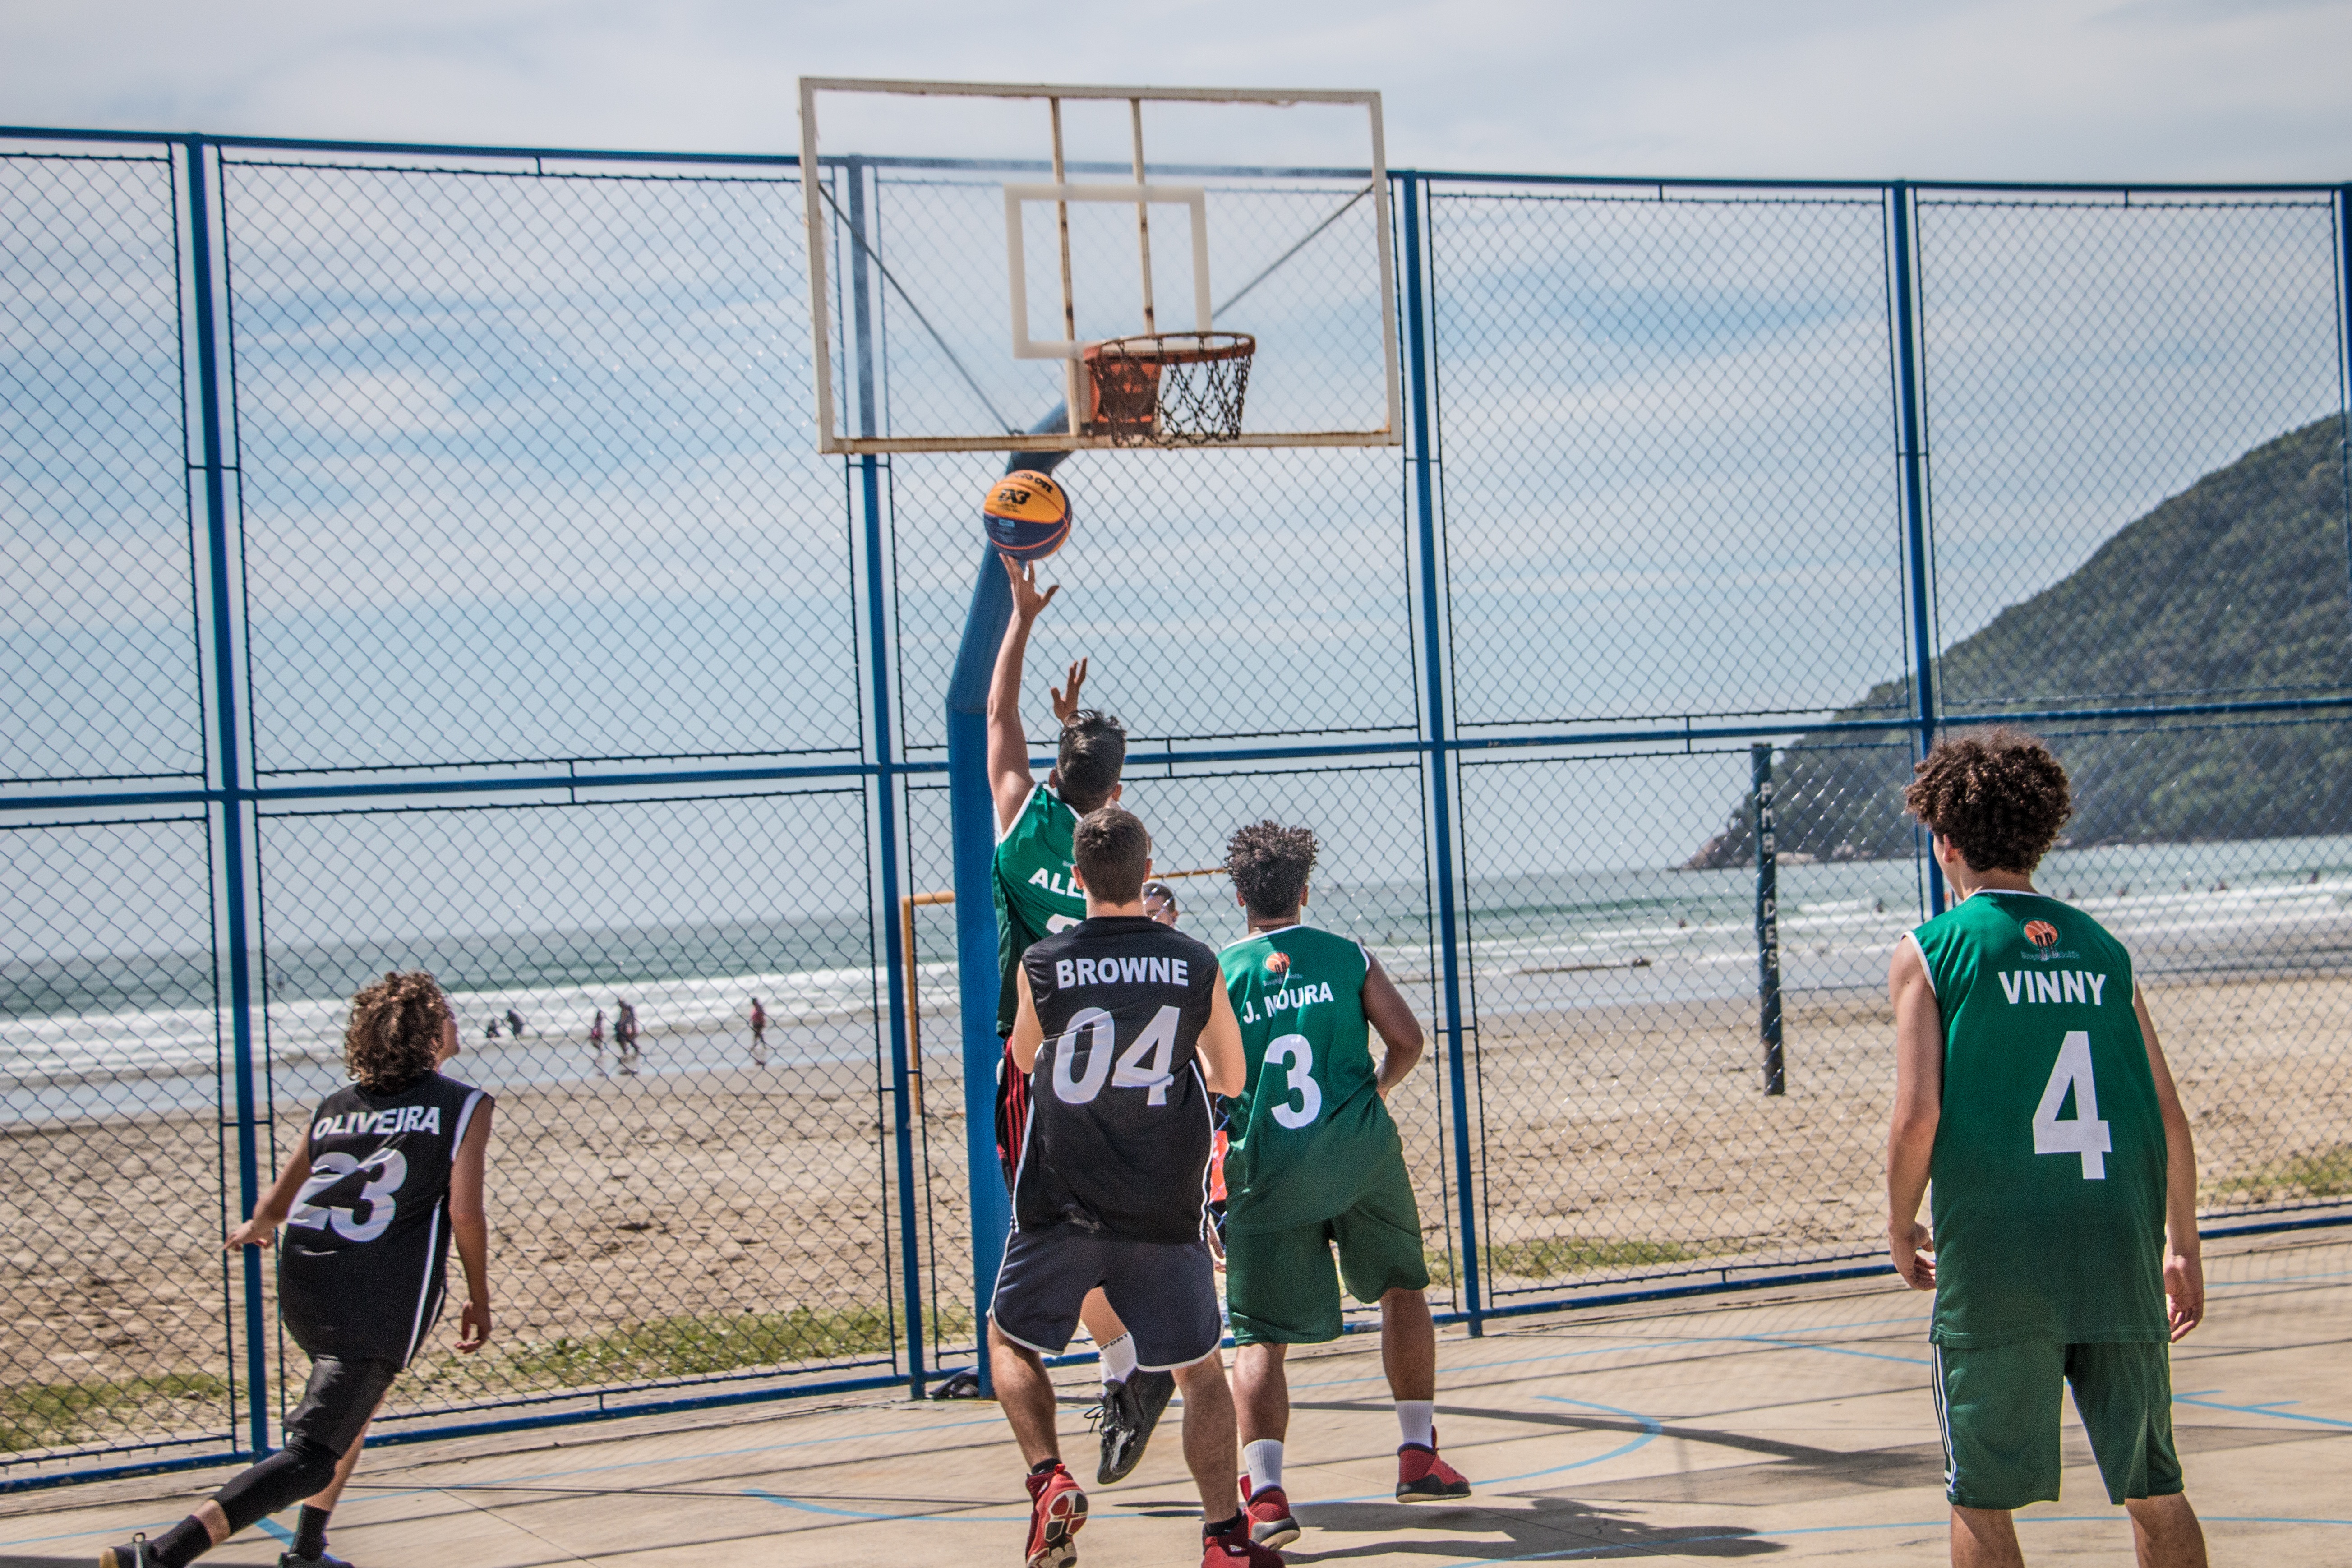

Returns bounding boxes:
[278,1071,489,1365]
[1016,916,1219,1243]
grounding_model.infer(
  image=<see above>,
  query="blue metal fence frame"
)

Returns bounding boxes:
[4,124,2350,1488]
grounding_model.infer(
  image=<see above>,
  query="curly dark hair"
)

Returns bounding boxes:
[1226,821,1319,920]
[1903,729,2073,875]
[344,970,450,1092]
[1056,708,1127,813]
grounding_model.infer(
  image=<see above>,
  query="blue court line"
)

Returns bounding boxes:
[1430,1514,2352,1565]
[256,1517,294,1544]
[1286,1317,1935,1394]
[2173,1392,2352,1430]
[1306,1396,1665,1506]
[747,1485,1029,1523]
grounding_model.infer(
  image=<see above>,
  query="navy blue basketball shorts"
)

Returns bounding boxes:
[990,1224,1222,1372]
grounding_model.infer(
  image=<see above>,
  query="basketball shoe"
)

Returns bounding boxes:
[1396,1431,1472,1501]
[1024,1460,1088,1568]
[1203,1510,1287,1565]
[1237,1472,1301,1547]
[1092,1367,1176,1484]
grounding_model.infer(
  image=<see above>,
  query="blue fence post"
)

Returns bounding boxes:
[1889,182,1944,916]
[183,134,269,1458]
[1398,171,1482,1334]
[1752,745,1785,1095]
[2336,186,2351,607]
[842,156,928,1398]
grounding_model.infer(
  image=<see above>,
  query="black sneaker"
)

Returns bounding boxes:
[98,1540,148,1568]
[279,1554,355,1568]
[1093,1367,1177,1484]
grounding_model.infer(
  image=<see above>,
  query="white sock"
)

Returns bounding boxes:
[1397,1399,1435,1450]
[1099,1331,1138,1387]
[1243,1438,1284,1495]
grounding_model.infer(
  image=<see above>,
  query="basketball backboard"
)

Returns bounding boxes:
[798,78,1399,454]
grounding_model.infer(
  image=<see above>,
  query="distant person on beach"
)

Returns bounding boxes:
[589,1009,608,1078]
[615,1002,640,1076]
[484,1018,500,1042]
[1887,731,2206,1568]
[102,971,494,1568]
[750,997,768,1068]
[504,1008,525,1039]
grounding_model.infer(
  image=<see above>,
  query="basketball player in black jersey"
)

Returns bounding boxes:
[104,972,495,1568]
[994,807,1283,1568]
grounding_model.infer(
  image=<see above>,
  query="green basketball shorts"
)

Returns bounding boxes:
[1225,1155,1428,1345]
[1932,1338,2184,1510]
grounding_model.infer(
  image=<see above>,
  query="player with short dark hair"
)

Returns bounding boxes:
[1888,731,2208,1568]
[995,806,1280,1568]
[103,972,495,1568]
[1215,821,1469,1549]
[986,554,1167,1482]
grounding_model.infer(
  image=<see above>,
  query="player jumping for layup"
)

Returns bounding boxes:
[995,807,1282,1568]
[1214,822,1470,1549]
[988,553,1167,1484]
[105,972,494,1568]
[1888,732,2207,1568]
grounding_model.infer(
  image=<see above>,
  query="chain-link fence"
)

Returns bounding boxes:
[5,130,2347,1483]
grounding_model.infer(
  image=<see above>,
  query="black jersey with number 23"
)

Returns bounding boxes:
[1017,916,1218,1243]
[279,1071,489,1365]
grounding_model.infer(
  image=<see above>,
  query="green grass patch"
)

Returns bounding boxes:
[488,1304,974,1387]
[2210,1143,2352,1202]
[0,1372,229,1454]
[1486,1237,1695,1278]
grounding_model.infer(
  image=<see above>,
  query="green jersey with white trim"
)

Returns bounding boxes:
[1217,924,1405,1235]
[992,783,1086,1037]
[1913,889,2168,1347]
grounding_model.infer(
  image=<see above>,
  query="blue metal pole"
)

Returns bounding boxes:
[1752,745,1784,1095]
[843,159,927,1399]
[1399,172,1482,1334]
[2334,186,2351,615]
[1889,183,1944,917]
[184,135,269,1457]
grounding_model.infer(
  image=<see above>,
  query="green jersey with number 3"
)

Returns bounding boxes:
[992,783,1087,1037]
[1913,889,2168,1347]
[1218,924,1405,1235]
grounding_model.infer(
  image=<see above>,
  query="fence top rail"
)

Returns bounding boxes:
[2,125,2340,194]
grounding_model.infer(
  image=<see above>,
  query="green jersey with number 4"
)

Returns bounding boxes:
[993,784,1087,1037]
[1913,889,2168,1348]
[1218,924,1405,1235]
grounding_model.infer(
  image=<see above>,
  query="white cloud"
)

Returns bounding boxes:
[2,0,2347,180]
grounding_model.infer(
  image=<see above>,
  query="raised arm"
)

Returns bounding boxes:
[450,1098,496,1352]
[1360,956,1425,1096]
[989,557,1085,833]
[1886,937,1943,1290]
[2135,985,2204,1341]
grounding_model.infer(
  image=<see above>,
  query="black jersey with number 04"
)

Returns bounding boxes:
[1016,916,1218,1243]
[278,1071,489,1365]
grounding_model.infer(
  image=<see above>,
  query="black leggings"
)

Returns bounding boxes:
[211,1355,399,1532]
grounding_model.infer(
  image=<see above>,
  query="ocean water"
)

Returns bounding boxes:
[8,835,2349,1125]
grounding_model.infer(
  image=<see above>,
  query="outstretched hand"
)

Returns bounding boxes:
[1002,554,1059,624]
[1051,658,1089,725]
[457,1299,493,1353]
[224,1215,278,1252]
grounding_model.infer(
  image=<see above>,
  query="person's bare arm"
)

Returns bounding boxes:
[1360,956,1425,1096]
[1009,964,1046,1074]
[988,558,1082,833]
[225,1138,315,1251]
[2135,984,2204,1341]
[450,1100,496,1352]
[1196,982,1247,1097]
[1886,938,1942,1290]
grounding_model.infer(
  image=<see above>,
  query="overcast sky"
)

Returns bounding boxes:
[4,0,2349,181]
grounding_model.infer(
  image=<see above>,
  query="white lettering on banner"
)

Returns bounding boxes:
[1998,970,2112,1007]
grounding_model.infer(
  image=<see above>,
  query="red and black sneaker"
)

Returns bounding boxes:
[1396,1431,1472,1502]
[1024,1460,1088,1568]
[1237,1472,1300,1548]
[1204,1510,1287,1566]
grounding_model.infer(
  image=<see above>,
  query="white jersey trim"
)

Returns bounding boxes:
[997,782,1065,848]
[401,1204,443,1366]
[451,1087,485,1148]
[1220,923,1303,951]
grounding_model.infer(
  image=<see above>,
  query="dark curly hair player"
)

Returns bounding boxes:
[1886,732,2209,1568]
[104,973,497,1568]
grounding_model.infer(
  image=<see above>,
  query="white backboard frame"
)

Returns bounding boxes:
[798,77,1401,455]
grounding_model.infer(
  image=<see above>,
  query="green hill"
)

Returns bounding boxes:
[1687,416,2352,868]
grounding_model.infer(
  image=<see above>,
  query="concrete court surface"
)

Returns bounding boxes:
[6,1233,2347,1568]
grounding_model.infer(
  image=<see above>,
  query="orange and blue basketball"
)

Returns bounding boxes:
[982,470,1072,562]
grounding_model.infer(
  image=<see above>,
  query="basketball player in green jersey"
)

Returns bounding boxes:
[1216,821,1471,1550]
[1887,732,2207,1568]
[988,553,1168,1484]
